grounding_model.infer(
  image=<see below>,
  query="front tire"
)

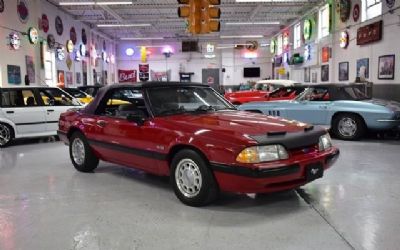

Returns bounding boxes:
[332,113,366,140]
[170,149,219,207]
[69,132,99,172]
[0,123,13,148]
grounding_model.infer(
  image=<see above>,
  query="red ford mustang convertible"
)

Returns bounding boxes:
[58,83,339,206]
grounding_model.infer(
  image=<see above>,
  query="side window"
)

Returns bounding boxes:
[310,88,329,101]
[95,88,146,118]
[38,88,78,106]
[1,89,37,107]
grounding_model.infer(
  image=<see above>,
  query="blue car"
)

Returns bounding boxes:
[238,84,400,140]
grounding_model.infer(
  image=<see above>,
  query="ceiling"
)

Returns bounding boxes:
[49,0,322,42]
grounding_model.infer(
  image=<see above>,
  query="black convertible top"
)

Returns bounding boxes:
[83,82,209,115]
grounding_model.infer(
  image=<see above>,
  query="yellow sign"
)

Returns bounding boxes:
[277,68,286,75]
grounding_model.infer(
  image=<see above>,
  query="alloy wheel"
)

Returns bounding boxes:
[71,138,85,165]
[175,159,203,198]
[338,117,357,137]
[0,124,11,146]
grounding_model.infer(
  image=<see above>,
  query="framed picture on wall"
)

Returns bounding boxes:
[321,65,329,82]
[312,72,317,83]
[338,62,349,81]
[356,58,369,79]
[7,65,21,84]
[304,67,310,82]
[378,55,395,80]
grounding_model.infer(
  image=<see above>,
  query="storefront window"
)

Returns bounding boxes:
[318,4,331,39]
[277,34,283,55]
[294,23,301,49]
[362,0,382,22]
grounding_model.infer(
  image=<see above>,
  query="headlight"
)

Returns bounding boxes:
[236,145,289,163]
[319,134,333,151]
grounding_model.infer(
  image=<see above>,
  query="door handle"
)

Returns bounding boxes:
[319,106,327,109]
[47,109,55,112]
[96,120,107,127]
[6,111,14,114]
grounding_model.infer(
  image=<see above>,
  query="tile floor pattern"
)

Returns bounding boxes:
[0,139,399,250]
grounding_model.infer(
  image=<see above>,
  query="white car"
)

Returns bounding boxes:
[254,80,302,92]
[0,86,82,147]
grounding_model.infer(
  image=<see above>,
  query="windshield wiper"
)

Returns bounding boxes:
[194,105,217,112]
[158,108,187,116]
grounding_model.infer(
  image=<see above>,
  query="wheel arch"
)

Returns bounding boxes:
[167,144,210,167]
[67,126,84,139]
[331,111,367,127]
[0,119,16,138]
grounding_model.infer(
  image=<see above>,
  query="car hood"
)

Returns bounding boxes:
[162,111,314,141]
[362,99,400,111]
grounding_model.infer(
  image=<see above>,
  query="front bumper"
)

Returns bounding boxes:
[210,147,339,194]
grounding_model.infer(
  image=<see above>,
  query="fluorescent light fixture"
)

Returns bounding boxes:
[59,1,132,6]
[120,37,164,41]
[225,22,280,25]
[97,24,151,27]
[220,35,264,39]
[204,54,216,58]
[236,0,299,2]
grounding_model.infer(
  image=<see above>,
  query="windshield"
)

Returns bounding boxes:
[64,88,87,98]
[147,86,236,116]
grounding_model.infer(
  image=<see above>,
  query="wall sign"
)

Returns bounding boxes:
[47,34,56,49]
[70,27,77,45]
[353,4,360,22]
[340,0,351,22]
[118,69,137,82]
[339,31,349,48]
[282,31,290,51]
[66,55,72,70]
[270,39,276,54]
[28,27,39,45]
[66,40,74,53]
[274,56,282,67]
[9,33,21,50]
[321,47,331,63]
[79,44,86,57]
[386,0,395,9]
[378,54,395,80]
[55,16,64,36]
[82,29,87,45]
[303,19,312,40]
[7,65,22,84]
[139,64,150,82]
[56,47,65,61]
[0,0,4,13]
[304,45,311,61]
[40,14,49,33]
[17,0,29,23]
[357,20,382,45]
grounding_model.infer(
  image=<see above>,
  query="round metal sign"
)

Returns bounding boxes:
[303,19,312,40]
[28,27,39,45]
[17,0,29,23]
[55,16,64,35]
[66,40,74,53]
[47,34,56,49]
[9,33,21,50]
[353,4,360,22]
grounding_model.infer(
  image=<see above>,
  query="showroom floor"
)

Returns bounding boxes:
[0,138,399,250]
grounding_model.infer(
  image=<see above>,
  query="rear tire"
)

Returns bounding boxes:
[69,132,99,172]
[170,149,219,207]
[332,113,366,140]
[0,123,14,148]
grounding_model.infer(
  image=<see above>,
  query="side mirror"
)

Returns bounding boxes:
[126,113,146,126]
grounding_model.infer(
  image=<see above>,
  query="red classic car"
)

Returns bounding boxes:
[226,86,307,105]
[58,83,339,206]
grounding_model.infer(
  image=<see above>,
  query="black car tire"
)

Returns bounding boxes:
[332,113,366,140]
[170,149,219,207]
[0,123,14,148]
[69,132,99,172]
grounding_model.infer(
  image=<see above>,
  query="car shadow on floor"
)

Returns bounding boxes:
[9,136,59,147]
[94,164,307,213]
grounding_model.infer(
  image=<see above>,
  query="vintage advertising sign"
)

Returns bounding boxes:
[357,20,382,45]
[118,69,137,83]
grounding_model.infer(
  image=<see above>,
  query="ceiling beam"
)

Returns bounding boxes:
[98,5,123,22]
[249,4,263,20]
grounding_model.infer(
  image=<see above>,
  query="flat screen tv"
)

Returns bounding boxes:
[243,67,260,78]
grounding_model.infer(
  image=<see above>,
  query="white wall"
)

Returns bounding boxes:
[272,0,400,88]
[117,41,272,86]
[0,0,117,87]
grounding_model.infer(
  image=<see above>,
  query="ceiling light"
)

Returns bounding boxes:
[97,24,151,27]
[236,0,300,2]
[225,22,280,25]
[220,35,264,39]
[59,1,132,6]
[120,37,164,40]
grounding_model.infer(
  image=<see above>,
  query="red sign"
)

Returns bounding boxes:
[357,20,382,45]
[321,47,331,63]
[118,69,137,83]
[40,14,49,33]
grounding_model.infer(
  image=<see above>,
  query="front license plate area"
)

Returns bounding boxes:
[306,162,323,181]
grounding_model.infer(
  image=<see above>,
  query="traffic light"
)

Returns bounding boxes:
[201,0,221,33]
[178,0,221,34]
